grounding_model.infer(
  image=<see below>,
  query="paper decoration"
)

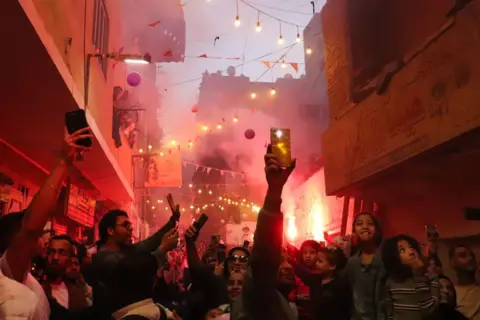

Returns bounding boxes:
[244,129,255,140]
[290,63,299,73]
[147,20,161,27]
[164,50,173,57]
[126,72,142,87]
[261,61,271,68]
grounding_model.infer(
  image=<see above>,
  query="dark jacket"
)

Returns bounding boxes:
[88,217,176,313]
[231,201,297,320]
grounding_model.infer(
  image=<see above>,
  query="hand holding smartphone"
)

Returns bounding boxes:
[270,128,292,168]
[65,110,92,147]
[167,193,180,221]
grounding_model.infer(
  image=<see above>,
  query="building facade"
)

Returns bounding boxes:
[1,0,138,239]
[320,0,480,249]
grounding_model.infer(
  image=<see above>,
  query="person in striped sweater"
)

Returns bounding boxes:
[382,234,440,320]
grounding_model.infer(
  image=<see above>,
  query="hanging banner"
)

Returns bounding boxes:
[66,185,96,228]
[225,221,257,246]
[144,153,183,188]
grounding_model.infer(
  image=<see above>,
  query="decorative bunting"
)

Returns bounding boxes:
[181,160,245,179]
[261,61,270,68]
[198,54,208,58]
[290,63,299,73]
[164,50,173,57]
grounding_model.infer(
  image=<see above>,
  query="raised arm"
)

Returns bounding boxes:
[132,212,178,253]
[249,145,296,298]
[4,128,92,282]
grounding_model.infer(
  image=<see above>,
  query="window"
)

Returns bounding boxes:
[92,0,110,78]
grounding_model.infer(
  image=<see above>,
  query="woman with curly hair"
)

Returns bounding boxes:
[382,234,440,320]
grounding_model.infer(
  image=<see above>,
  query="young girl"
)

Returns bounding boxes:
[382,234,440,319]
[345,212,385,320]
[299,240,321,270]
[295,245,351,319]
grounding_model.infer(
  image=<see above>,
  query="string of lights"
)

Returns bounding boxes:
[237,0,307,28]
[146,196,261,214]
[245,1,312,15]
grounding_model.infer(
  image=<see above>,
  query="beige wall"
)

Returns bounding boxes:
[27,0,133,186]
[320,0,480,195]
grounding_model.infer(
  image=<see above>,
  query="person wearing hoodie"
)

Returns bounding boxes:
[231,144,297,320]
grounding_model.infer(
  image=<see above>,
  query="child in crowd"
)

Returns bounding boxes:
[292,240,322,320]
[294,243,350,320]
[345,212,386,320]
[382,234,440,320]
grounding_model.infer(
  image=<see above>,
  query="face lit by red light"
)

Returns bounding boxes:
[301,245,317,268]
[354,214,376,243]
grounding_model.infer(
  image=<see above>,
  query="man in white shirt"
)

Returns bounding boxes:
[0,271,42,320]
[0,128,92,320]
[450,244,480,320]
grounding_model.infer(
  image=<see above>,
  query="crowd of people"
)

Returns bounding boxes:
[0,128,480,320]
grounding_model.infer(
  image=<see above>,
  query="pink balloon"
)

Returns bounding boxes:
[191,104,199,113]
[244,129,255,140]
[126,72,142,87]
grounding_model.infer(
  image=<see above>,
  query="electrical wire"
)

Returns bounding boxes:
[83,0,87,110]
[253,42,299,82]
[167,41,299,87]
[245,1,312,15]
[239,0,307,27]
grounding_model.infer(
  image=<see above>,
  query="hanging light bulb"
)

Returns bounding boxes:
[277,21,284,44]
[234,16,240,27]
[170,140,176,145]
[296,25,301,42]
[202,125,209,131]
[217,123,222,130]
[208,190,213,195]
[306,47,312,55]
[148,145,152,150]
[250,92,257,99]
[160,152,164,156]
[233,115,239,123]
[270,88,277,96]
[139,148,143,153]
[281,60,287,68]
[255,12,261,32]
[188,140,193,148]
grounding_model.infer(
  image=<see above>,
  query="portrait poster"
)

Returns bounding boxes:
[144,153,182,188]
[225,221,257,246]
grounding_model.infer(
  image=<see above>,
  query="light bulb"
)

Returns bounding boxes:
[171,140,176,145]
[151,206,156,210]
[233,116,238,123]
[160,152,164,156]
[148,145,152,150]
[139,148,143,153]
[188,183,193,188]
[250,92,257,99]
[209,190,213,195]
[278,35,284,44]
[296,33,301,42]
[281,60,287,68]
[306,47,312,55]
[255,21,262,32]
[198,189,202,194]
[270,88,277,96]
[188,140,193,147]
[202,125,209,131]
[235,16,240,27]
[217,123,222,130]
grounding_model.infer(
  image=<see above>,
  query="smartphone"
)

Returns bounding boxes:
[65,110,92,147]
[211,235,220,244]
[243,240,250,249]
[193,213,208,231]
[217,250,227,263]
[167,193,179,214]
[270,128,292,167]
[464,207,480,220]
